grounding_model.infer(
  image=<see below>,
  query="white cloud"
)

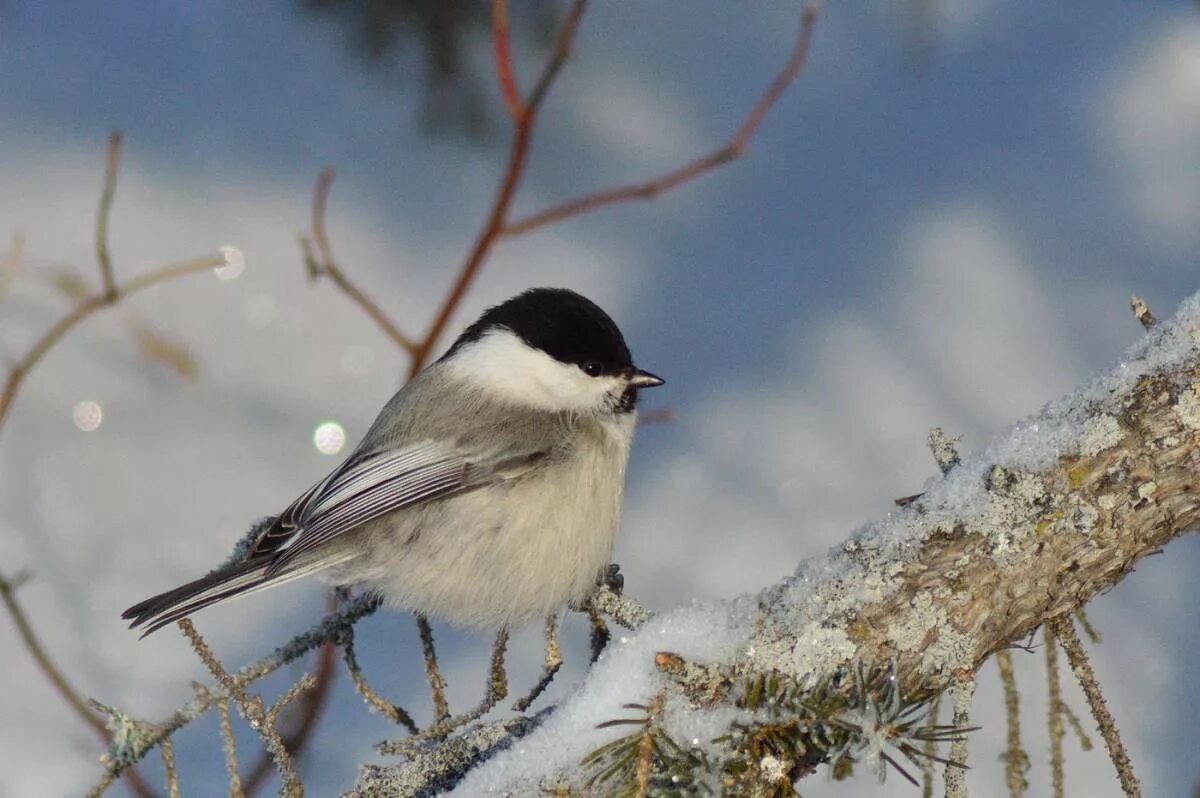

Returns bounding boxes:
[566,68,709,172]
[1099,18,1200,253]
[0,133,638,794]
[619,200,1175,796]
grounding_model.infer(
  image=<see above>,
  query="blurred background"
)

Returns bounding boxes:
[2,1,1199,795]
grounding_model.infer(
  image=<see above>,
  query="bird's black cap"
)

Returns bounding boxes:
[445,287,634,375]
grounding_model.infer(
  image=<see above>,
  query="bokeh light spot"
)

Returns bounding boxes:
[72,400,103,432]
[214,245,245,280]
[313,421,346,455]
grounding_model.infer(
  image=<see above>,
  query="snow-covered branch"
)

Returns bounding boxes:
[356,292,1200,795]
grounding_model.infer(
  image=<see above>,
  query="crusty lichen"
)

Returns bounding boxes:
[885,592,975,677]
[1176,385,1200,430]
[1078,414,1124,457]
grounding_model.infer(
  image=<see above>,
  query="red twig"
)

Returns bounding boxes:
[502,2,821,238]
[491,0,524,121]
[408,0,589,376]
[305,168,416,354]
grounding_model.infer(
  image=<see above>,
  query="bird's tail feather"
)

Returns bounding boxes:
[123,553,350,637]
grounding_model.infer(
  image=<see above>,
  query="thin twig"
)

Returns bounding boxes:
[512,614,563,712]
[177,619,307,795]
[1074,607,1101,644]
[1049,617,1141,797]
[160,737,181,798]
[586,602,611,664]
[491,0,524,120]
[91,594,381,791]
[343,624,419,733]
[264,675,315,798]
[96,131,122,300]
[218,699,244,798]
[1045,624,1065,798]
[501,2,821,237]
[0,254,223,437]
[303,169,416,352]
[417,614,451,724]
[590,583,652,630]
[1060,700,1094,752]
[0,573,159,797]
[240,637,337,796]
[0,572,105,734]
[944,673,974,798]
[407,0,589,375]
[996,650,1029,797]
[415,629,510,745]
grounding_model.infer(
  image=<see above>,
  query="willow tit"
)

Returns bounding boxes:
[124,287,663,636]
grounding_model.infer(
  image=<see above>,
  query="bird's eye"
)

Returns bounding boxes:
[582,361,604,377]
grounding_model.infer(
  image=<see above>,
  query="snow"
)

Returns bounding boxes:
[457,290,1200,792]
[451,598,754,794]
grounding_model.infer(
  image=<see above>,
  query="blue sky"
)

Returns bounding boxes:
[2,1,1199,795]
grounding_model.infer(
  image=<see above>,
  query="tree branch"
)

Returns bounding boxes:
[407,0,589,375]
[0,253,223,437]
[1049,616,1142,797]
[437,291,1200,793]
[491,0,523,121]
[501,2,821,238]
[95,132,122,300]
[302,169,416,353]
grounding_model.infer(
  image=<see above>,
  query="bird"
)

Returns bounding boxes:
[123,287,663,637]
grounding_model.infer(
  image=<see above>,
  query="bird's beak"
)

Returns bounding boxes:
[628,368,665,389]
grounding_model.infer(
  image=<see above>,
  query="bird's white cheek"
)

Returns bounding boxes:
[444,328,618,412]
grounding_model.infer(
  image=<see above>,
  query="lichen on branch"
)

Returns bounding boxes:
[436,291,1200,795]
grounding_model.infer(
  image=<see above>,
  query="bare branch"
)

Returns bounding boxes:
[159,737,181,798]
[0,572,158,797]
[0,572,106,735]
[240,635,337,796]
[944,674,974,798]
[996,650,1029,797]
[1050,617,1142,797]
[511,614,563,712]
[91,593,380,790]
[501,3,821,237]
[0,253,223,437]
[217,700,244,798]
[343,624,419,733]
[491,0,523,121]
[408,0,589,375]
[1046,624,1065,798]
[417,614,451,724]
[177,619,307,795]
[96,131,122,300]
[302,169,416,353]
[590,583,652,630]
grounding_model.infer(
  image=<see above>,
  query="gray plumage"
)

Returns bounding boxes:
[124,288,659,636]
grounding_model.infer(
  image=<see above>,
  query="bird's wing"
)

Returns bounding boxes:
[258,440,547,575]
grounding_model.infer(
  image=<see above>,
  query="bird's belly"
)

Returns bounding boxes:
[351,449,626,629]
